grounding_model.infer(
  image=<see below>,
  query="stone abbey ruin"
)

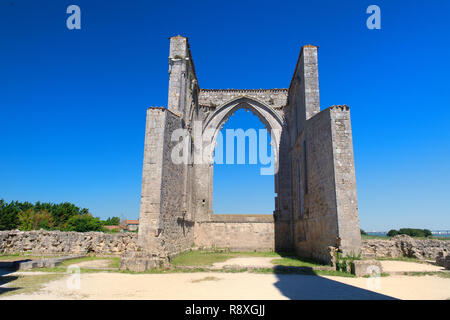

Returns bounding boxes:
[121,36,361,270]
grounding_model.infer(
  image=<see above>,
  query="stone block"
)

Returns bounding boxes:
[444,255,450,270]
[18,261,38,270]
[351,260,382,277]
[119,251,168,272]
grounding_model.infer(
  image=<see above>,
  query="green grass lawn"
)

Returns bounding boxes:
[170,250,328,268]
[4,256,121,273]
[270,256,327,268]
[2,251,356,277]
[361,235,389,240]
[0,254,57,261]
[170,250,280,266]
[0,255,120,267]
[0,274,66,297]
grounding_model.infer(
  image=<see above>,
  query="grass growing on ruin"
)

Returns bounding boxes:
[0,274,66,297]
[0,254,56,261]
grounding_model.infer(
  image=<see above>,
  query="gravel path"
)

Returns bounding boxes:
[212,257,275,268]
[71,259,113,269]
[379,260,444,273]
[1,272,449,300]
[2,258,449,300]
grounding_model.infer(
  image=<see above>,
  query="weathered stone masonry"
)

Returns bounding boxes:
[121,36,362,270]
[3,231,448,264]
[194,215,275,252]
[0,230,138,256]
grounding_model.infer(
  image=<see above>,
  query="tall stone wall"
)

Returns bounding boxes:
[138,108,166,253]
[0,230,138,256]
[138,107,194,259]
[293,108,339,262]
[286,45,320,141]
[291,106,361,263]
[330,106,361,253]
[167,35,199,125]
[126,36,363,270]
[194,215,274,251]
[159,109,195,256]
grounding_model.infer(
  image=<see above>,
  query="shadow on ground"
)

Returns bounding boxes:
[272,266,396,300]
[0,262,25,295]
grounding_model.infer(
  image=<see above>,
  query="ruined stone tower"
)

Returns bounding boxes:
[121,36,361,270]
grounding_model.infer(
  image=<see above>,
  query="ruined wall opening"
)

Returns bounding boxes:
[211,107,276,215]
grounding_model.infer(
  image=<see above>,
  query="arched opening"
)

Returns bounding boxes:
[197,96,284,220]
[212,107,276,214]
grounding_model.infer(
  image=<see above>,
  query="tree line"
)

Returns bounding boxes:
[386,228,432,238]
[0,199,120,232]
[361,228,433,238]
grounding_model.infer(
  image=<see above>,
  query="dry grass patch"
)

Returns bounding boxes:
[0,274,66,297]
[191,276,221,283]
[170,250,281,267]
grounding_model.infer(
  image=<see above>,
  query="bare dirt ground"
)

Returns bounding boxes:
[212,257,275,268]
[1,258,449,300]
[1,272,449,300]
[379,260,444,273]
[74,259,113,269]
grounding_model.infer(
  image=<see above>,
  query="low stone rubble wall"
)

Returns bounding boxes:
[194,215,275,252]
[0,230,138,256]
[3,231,449,263]
[362,235,450,260]
[1,255,86,270]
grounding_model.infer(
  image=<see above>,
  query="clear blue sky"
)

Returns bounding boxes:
[1,1,449,231]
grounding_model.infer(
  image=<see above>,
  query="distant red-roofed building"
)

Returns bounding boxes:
[103,225,121,232]
[123,219,139,231]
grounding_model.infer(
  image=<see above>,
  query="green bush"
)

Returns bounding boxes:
[18,209,54,231]
[387,228,432,238]
[0,200,21,230]
[387,229,399,237]
[102,217,120,226]
[66,214,103,232]
[102,227,120,233]
[0,199,102,232]
[334,251,361,273]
